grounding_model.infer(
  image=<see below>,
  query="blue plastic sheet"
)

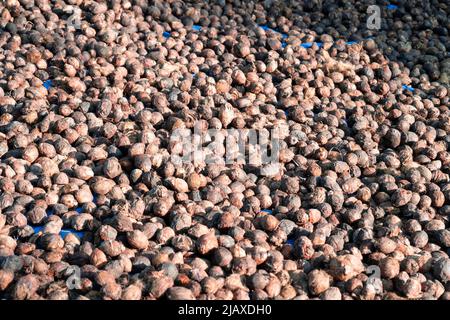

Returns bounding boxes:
[60,229,84,239]
[32,225,84,239]
[299,42,323,48]
[299,39,365,48]
[32,226,44,233]
[43,79,52,90]
[402,84,415,92]
[192,25,202,31]
[386,4,398,10]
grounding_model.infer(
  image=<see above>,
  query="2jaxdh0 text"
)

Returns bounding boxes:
[178,304,272,317]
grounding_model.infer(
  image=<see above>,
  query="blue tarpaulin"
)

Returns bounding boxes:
[32,225,84,239]
[402,84,415,92]
[43,79,52,89]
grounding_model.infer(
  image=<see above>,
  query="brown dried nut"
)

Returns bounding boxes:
[218,212,234,229]
[0,269,14,291]
[186,172,205,190]
[379,257,400,279]
[329,254,364,281]
[134,155,152,172]
[38,233,64,251]
[91,248,108,268]
[411,231,428,248]
[97,225,118,241]
[249,271,269,291]
[0,235,17,256]
[433,259,450,283]
[166,286,195,300]
[13,274,39,300]
[391,189,412,207]
[106,214,133,233]
[377,237,397,254]
[153,198,174,217]
[232,69,246,85]
[74,166,94,181]
[266,276,282,298]
[341,178,362,194]
[75,187,94,204]
[201,277,222,295]
[385,128,402,148]
[22,145,39,163]
[260,215,279,232]
[212,247,233,267]
[232,256,257,276]
[216,80,230,94]
[32,258,48,275]
[0,214,5,230]
[170,213,192,232]
[149,275,174,298]
[102,282,122,300]
[281,177,300,194]
[71,213,94,231]
[121,284,142,300]
[95,271,116,287]
[103,158,122,179]
[171,235,195,251]
[100,240,125,257]
[90,177,115,195]
[35,157,60,177]
[88,147,108,161]
[219,105,235,128]
[402,278,422,299]
[197,231,218,255]
[308,270,331,296]
[225,273,248,291]
[155,227,175,244]
[166,177,189,193]
[235,43,250,58]
[435,229,450,248]
[293,236,315,259]
[320,287,342,300]
[126,230,149,250]
[308,209,322,224]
